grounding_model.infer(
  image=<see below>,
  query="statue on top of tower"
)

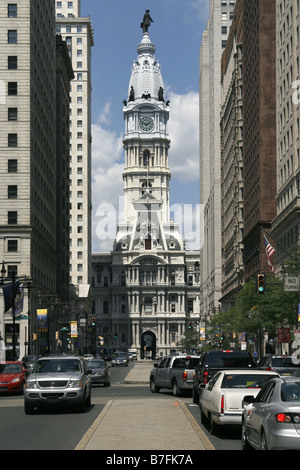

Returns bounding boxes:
[140,10,154,33]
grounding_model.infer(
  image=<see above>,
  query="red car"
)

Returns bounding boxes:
[0,362,27,394]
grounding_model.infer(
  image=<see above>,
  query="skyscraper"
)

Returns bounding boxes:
[0,0,73,358]
[56,0,94,291]
[199,0,236,321]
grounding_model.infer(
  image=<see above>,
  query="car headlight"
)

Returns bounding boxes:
[25,380,38,389]
[11,377,21,383]
[68,380,83,388]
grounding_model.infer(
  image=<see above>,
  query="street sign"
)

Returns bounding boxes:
[284,276,300,291]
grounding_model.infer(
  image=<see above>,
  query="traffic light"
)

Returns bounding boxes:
[114,332,118,340]
[220,332,225,344]
[256,273,266,294]
[92,316,96,326]
[188,321,192,329]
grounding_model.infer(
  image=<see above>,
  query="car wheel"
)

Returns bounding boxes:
[241,421,252,450]
[200,406,209,425]
[150,378,160,393]
[172,381,181,397]
[209,413,218,435]
[260,430,268,450]
[24,402,35,415]
[85,388,91,407]
[192,388,199,404]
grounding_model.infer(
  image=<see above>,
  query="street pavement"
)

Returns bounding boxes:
[75,361,214,451]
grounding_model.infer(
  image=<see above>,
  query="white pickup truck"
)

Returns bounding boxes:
[199,370,279,434]
[150,355,200,397]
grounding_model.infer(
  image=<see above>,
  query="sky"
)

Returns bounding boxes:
[80,0,210,252]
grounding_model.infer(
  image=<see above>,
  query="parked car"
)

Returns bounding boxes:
[24,355,92,414]
[242,376,300,450]
[0,361,27,394]
[21,355,42,375]
[258,354,300,376]
[111,352,129,367]
[88,359,111,387]
[199,370,279,434]
[193,350,256,403]
[150,355,200,396]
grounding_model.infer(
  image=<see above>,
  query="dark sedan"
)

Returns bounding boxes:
[88,359,111,387]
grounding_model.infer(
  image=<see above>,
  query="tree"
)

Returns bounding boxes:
[210,275,298,345]
[178,328,198,352]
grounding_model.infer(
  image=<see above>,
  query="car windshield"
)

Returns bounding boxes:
[173,358,199,369]
[272,357,299,367]
[33,359,82,373]
[89,361,105,369]
[281,382,300,402]
[221,374,278,389]
[0,363,21,374]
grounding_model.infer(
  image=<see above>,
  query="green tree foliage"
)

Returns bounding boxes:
[210,276,299,340]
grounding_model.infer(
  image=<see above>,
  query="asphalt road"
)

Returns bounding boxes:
[0,362,242,451]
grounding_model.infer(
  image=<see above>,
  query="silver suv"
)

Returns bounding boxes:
[24,356,92,414]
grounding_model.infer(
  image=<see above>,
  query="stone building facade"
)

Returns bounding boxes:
[92,23,200,359]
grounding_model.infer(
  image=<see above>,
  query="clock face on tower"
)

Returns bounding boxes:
[139,116,154,132]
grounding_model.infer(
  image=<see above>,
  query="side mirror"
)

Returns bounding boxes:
[242,395,255,407]
[86,369,92,375]
[154,363,158,368]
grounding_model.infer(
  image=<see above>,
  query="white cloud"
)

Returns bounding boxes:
[168,90,199,182]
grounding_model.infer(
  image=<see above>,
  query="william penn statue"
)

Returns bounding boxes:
[140,10,154,33]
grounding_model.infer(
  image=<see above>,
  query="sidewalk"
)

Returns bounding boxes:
[75,361,214,451]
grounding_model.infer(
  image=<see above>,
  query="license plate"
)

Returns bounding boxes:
[47,396,59,403]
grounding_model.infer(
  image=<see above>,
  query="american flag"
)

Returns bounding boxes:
[264,235,275,273]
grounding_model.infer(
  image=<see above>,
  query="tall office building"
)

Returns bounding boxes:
[220,0,244,306]
[91,16,200,359]
[272,0,300,266]
[242,0,277,280]
[0,0,73,358]
[199,0,235,322]
[56,0,94,293]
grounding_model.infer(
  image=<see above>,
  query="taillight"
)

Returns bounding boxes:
[275,413,300,423]
[203,370,209,384]
[266,367,271,371]
[182,371,187,382]
[221,395,224,414]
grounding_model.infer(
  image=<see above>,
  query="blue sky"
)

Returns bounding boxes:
[80,0,210,251]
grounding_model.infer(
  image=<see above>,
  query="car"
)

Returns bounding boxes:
[127,349,137,361]
[21,355,42,375]
[83,354,94,361]
[199,370,279,434]
[88,359,111,387]
[258,354,300,376]
[193,349,256,403]
[150,355,200,396]
[0,361,27,394]
[111,352,129,367]
[24,355,92,414]
[242,376,300,450]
